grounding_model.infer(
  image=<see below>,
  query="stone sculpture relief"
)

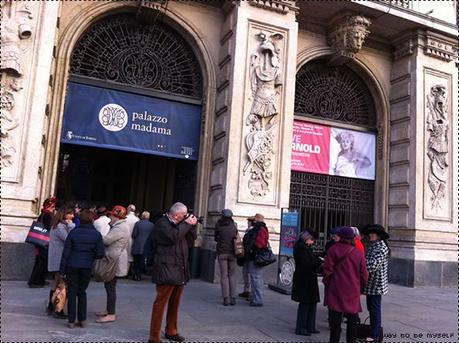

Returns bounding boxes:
[328,15,371,61]
[243,31,283,198]
[426,84,449,210]
[0,1,34,169]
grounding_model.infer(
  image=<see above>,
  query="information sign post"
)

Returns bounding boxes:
[268,208,300,295]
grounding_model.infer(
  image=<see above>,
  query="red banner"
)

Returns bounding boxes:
[291,120,376,180]
[291,121,330,174]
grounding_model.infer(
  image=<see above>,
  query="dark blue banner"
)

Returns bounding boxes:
[61,82,201,160]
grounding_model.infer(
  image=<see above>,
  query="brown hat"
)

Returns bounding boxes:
[108,205,127,219]
[254,213,265,222]
[247,216,255,221]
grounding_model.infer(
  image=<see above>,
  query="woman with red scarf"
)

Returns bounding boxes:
[28,196,57,288]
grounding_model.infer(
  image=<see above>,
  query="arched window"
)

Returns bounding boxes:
[70,13,202,99]
[295,60,375,128]
[291,59,376,249]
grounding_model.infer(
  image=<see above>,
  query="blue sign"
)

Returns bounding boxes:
[280,212,299,256]
[61,82,201,160]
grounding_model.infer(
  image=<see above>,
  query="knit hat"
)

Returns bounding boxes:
[221,209,233,218]
[108,205,127,219]
[362,224,389,240]
[337,226,355,240]
[330,226,340,236]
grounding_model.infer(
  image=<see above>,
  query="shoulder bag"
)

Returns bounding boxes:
[25,221,50,248]
[254,243,276,267]
[94,230,129,283]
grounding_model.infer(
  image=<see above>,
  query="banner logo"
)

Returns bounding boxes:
[99,103,128,132]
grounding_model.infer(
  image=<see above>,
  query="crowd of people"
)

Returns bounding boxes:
[290,224,390,343]
[27,196,390,343]
[212,210,390,343]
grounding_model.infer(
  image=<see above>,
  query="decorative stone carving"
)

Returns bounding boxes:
[426,84,449,210]
[0,1,34,171]
[248,0,298,15]
[1,79,21,168]
[393,35,415,60]
[243,31,283,198]
[423,32,457,62]
[327,15,371,63]
[1,2,33,76]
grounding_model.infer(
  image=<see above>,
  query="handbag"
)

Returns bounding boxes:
[254,244,276,267]
[25,221,50,248]
[93,255,118,283]
[94,227,129,282]
[52,279,67,313]
[356,316,384,342]
[234,231,244,257]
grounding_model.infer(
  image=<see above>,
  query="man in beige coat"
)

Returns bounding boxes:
[96,205,130,323]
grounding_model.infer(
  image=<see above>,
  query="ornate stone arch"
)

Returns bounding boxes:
[295,47,390,226]
[41,1,217,221]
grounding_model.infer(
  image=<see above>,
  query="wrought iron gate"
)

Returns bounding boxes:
[289,171,374,249]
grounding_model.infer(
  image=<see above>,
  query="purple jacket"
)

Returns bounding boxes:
[323,242,368,314]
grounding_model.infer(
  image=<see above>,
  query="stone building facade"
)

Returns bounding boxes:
[1,0,457,287]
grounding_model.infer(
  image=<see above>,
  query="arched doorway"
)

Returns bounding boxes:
[291,59,377,249]
[55,12,204,214]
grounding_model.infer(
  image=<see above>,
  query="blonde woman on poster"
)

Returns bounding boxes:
[331,130,372,178]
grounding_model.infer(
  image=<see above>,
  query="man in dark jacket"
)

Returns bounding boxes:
[148,202,197,343]
[131,211,154,281]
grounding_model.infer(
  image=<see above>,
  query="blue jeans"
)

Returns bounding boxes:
[366,295,382,340]
[248,261,264,305]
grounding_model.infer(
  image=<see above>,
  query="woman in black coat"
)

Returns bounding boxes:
[291,228,321,336]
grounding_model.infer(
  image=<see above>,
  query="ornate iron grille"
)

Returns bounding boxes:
[70,13,202,99]
[289,171,374,249]
[295,60,376,127]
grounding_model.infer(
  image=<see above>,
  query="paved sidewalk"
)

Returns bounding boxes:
[0,279,457,342]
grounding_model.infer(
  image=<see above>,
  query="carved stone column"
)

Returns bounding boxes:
[207,0,298,247]
[0,1,59,243]
[388,30,457,287]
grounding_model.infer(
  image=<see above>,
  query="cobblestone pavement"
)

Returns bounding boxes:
[1,279,457,342]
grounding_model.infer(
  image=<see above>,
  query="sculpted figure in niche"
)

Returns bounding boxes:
[248,31,283,131]
[426,84,449,210]
[244,31,283,198]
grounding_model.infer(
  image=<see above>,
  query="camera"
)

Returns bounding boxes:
[185,212,204,224]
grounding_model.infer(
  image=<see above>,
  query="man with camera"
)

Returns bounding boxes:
[148,202,197,343]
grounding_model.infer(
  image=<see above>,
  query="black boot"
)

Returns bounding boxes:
[46,290,54,315]
[223,297,230,306]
